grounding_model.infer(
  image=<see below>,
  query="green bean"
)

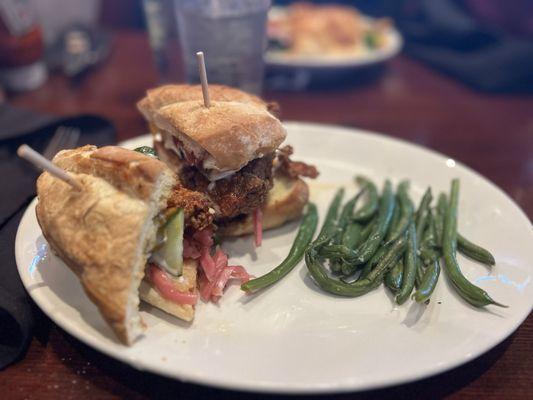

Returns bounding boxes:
[442,179,505,308]
[435,193,448,246]
[396,223,418,305]
[418,212,439,272]
[416,245,434,288]
[318,180,395,265]
[358,245,388,279]
[415,264,425,289]
[359,217,378,242]
[365,235,407,282]
[335,190,364,238]
[437,193,448,215]
[419,247,438,265]
[386,181,413,244]
[318,244,351,261]
[435,194,495,266]
[384,197,400,243]
[352,176,378,222]
[331,191,365,273]
[422,210,438,248]
[457,236,496,266]
[311,187,343,274]
[332,223,363,274]
[369,244,389,268]
[414,191,434,288]
[434,208,444,246]
[340,261,355,276]
[413,259,440,303]
[314,188,344,246]
[385,260,403,292]
[242,204,319,293]
[415,188,433,240]
[342,223,363,248]
[305,246,382,297]
[327,220,375,272]
[352,180,396,263]
[341,240,387,277]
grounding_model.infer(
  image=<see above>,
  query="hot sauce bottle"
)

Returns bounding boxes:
[0,0,47,92]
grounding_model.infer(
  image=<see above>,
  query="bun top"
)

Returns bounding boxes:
[153,100,287,172]
[49,145,175,200]
[137,84,268,122]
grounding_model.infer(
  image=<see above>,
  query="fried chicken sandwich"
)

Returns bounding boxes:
[36,145,249,345]
[137,85,317,242]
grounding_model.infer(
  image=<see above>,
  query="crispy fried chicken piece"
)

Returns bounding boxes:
[180,154,275,219]
[166,185,214,231]
[275,145,319,179]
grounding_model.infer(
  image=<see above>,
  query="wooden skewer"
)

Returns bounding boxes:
[196,51,211,107]
[17,144,82,190]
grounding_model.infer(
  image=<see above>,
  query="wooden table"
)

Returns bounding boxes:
[3,30,532,399]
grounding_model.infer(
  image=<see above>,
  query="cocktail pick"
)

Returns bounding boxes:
[196,51,211,107]
[17,144,82,190]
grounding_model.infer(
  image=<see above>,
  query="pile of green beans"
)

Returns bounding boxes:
[304,176,505,309]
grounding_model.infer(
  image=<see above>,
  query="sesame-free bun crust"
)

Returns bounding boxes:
[35,145,182,345]
[153,100,287,172]
[137,84,268,121]
[218,176,309,236]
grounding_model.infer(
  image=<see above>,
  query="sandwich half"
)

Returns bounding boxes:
[137,87,318,238]
[36,145,216,344]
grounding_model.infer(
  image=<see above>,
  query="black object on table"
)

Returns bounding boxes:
[0,106,116,370]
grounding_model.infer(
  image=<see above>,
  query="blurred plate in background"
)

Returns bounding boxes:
[265,7,403,70]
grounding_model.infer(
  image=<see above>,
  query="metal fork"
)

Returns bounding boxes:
[43,126,81,160]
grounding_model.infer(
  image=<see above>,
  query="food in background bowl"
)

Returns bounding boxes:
[268,2,394,57]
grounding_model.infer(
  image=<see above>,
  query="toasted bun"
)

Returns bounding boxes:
[139,260,197,321]
[137,84,268,122]
[153,100,287,172]
[36,145,178,345]
[218,176,309,237]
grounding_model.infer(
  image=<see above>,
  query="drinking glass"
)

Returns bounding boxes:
[175,0,271,94]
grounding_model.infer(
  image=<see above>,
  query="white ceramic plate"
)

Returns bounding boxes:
[265,8,403,69]
[16,122,533,394]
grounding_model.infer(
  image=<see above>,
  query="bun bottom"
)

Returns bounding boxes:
[139,260,197,322]
[217,176,309,237]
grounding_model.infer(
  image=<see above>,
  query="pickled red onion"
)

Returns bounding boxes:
[228,265,251,282]
[213,247,228,271]
[183,228,251,303]
[253,208,263,247]
[198,247,251,302]
[211,268,234,299]
[149,265,198,305]
[200,247,217,281]
[183,238,201,259]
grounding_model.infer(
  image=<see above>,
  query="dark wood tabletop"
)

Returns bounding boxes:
[3,30,532,400]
